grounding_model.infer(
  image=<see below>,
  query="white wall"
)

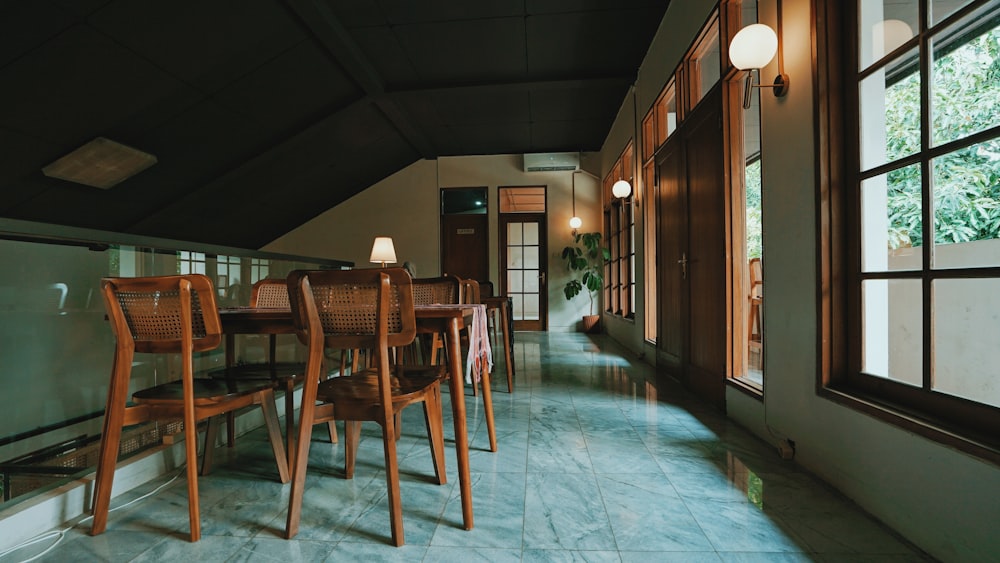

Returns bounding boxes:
[264,154,603,332]
[598,0,1000,561]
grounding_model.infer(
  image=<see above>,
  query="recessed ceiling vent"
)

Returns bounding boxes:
[523,152,579,172]
[42,137,157,189]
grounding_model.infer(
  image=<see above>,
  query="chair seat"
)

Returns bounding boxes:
[209,362,306,383]
[316,370,440,406]
[132,378,280,405]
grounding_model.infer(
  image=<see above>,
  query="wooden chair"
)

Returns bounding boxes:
[478,280,498,345]
[411,275,461,365]
[91,274,289,542]
[457,278,497,452]
[212,278,336,460]
[284,268,446,546]
[748,257,763,367]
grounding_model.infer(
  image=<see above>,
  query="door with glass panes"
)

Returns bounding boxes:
[500,211,547,331]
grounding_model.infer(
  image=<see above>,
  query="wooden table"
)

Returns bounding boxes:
[412,304,480,530]
[218,304,479,532]
[482,296,515,392]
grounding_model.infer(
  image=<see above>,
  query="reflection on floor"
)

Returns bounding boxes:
[18,332,933,562]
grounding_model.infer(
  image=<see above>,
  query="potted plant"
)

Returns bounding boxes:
[560,231,610,333]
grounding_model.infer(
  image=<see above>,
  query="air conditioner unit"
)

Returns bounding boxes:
[523,152,579,172]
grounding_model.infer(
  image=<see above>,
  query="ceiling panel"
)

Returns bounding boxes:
[0,0,671,248]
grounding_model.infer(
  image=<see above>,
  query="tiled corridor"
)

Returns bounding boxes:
[11,332,932,562]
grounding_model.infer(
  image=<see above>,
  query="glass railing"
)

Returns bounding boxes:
[0,220,351,507]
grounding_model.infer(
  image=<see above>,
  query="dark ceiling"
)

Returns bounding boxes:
[0,0,669,249]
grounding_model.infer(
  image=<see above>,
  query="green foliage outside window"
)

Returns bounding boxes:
[885,25,1000,249]
[745,159,762,259]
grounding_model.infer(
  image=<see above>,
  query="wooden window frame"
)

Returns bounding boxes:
[817,0,1000,464]
[604,142,636,320]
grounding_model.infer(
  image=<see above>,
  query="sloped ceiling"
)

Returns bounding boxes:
[0,0,669,248]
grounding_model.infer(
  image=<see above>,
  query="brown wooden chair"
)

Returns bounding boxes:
[284,268,446,546]
[457,278,497,451]
[748,257,763,368]
[212,278,337,457]
[91,274,289,542]
[411,275,462,365]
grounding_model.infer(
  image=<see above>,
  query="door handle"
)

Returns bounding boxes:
[677,253,687,280]
[538,272,546,285]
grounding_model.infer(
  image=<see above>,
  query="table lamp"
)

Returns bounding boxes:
[369,236,397,268]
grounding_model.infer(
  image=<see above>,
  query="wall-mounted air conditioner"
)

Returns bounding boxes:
[523,152,579,172]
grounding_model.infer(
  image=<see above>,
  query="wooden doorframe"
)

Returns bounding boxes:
[499,211,548,331]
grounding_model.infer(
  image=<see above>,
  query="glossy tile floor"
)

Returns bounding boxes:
[17,332,933,562]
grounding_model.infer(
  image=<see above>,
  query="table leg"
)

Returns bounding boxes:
[225,333,237,447]
[445,318,473,530]
[499,300,514,392]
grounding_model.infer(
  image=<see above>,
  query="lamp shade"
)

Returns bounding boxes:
[369,236,397,265]
[729,23,778,70]
[612,180,632,199]
[569,216,583,229]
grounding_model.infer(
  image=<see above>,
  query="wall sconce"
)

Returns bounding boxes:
[369,236,397,267]
[729,0,788,109]
[612,179,632,199]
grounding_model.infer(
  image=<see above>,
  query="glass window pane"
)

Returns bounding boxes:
[524,247,539,269]
[508,270,523,292]
[524,270,539,292]
[931,11,1000,147]
[523,222,539,245]
[862,164,923,272]
[931,0,977,26]
[523,294,540,320]
[858,1,918,71]
[507,247,523,269]
[511,294,524,320]
[862,278,922,385]
[860,47,921,171]
[691,21,720,107]
[931,138,1000,268]
[508,223,523,245]
[933,278,1000,408]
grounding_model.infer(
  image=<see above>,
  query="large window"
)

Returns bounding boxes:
[605,143,635,319]
[826,0,1000,460]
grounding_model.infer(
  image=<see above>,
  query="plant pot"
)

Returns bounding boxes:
[581,314,601,334]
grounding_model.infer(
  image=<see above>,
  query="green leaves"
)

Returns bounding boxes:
[560,231,608,314]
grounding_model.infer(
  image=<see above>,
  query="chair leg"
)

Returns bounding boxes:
[284,381,296,460]
[380,414,404,546]
[285,378,318,540]
[344,420,362,479]
[423,387,447,485]
[91,356,132,537]
[259,390,290,483]
[90,410,124,536]
[226,411,236,447]
[183,408,202,542]
[479,364,497,452]
[201,416,220,476]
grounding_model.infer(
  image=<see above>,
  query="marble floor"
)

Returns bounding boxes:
[12,332,933,562]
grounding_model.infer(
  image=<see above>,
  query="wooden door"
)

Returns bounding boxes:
[658,139,687,377]
[656,86,727,409]
[441,214,489,281]
[499,213,547,331]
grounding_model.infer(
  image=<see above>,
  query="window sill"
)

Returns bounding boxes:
[728,377,763,400]
[820,385,1000,467]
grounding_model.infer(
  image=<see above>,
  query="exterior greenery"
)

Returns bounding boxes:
[884,24,1000,249]
[561,231,610,315]
[745,159,762,259]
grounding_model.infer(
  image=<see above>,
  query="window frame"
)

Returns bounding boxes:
[818,0,1000,464]
[604,142,636,320]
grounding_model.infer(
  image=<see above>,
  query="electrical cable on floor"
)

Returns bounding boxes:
[0,467,184,563]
